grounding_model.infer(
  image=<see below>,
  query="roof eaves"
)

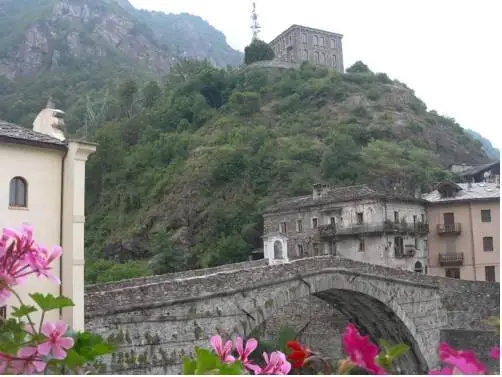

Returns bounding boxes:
[0,134,68,152]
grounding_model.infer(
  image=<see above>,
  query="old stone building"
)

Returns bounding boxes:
[263,184,429,272]
[269,24,344,72]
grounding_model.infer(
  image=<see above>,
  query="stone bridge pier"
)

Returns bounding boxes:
[85,257,500,375]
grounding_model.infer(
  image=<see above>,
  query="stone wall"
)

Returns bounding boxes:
[85,259,267,293]
[85,257,500,375]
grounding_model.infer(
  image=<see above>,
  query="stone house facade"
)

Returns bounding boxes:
[263,184,429,272]
[0,102,96,331]
[269,24,344,73]
[423,181,500,282]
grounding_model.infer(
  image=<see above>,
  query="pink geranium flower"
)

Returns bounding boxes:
[490,346,500,360]
[10,347,46,374]
[0,352,12,374]
[210,335,235,363]
[429,343,486,375]
[26,245,62,284]
[235,336,259,371]
[253,351,291,375]
[0,225,63,304]
[342,323,386,375]
[38,321,74,360]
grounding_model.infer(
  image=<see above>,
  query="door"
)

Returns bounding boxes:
[443,212,455,232]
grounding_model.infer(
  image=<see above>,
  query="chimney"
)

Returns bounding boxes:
[467,180,472,191]
[321,184,332,197]
[312,183,322,200]
[496,175,500,188]
[32,98,66,141]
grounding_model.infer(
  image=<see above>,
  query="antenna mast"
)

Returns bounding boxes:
[250,2,261,40]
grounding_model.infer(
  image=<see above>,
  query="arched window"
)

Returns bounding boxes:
[314,51,320,64]
[414,261,423,274]
[274,240,283,259]
[9,177,27,207]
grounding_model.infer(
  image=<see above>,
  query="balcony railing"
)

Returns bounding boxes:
[439,252,464,266]
[318,221,429,239]
[437,223,462,235]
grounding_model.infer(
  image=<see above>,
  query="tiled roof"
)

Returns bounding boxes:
[264,185,423,214]
[0,120,66,149]
[458,161,499,177]
[423,182,500,203]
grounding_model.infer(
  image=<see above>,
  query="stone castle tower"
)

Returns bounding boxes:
[269,24,344,73]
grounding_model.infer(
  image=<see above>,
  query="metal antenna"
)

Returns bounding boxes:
[250,2,261,40]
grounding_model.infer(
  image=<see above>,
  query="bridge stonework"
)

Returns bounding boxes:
[84,257,500,375]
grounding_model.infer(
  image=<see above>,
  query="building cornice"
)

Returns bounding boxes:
[0,135,68,153]
[269,24,343,46]
[426,197,500,206]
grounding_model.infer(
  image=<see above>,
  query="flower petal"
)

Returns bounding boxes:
[210,335,223,355]
[38,342,52,357]
[235,337,244,356]
[59,336,75,350]
[244,338,258,357]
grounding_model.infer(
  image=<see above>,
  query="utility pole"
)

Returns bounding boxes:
[250,2,261,41]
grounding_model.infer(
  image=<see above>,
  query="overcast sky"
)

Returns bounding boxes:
[130,0,501,149]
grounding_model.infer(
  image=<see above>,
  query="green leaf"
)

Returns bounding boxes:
[11,305,38,318]
[61,331,115,371]
[72,331,115,360]
[195,347,219,373]
[0,319,27,354]
[64,349,88,370]
[29,293,74,312]
[388,343,410,358]
[218,361,245,375]
[182,356,197,375]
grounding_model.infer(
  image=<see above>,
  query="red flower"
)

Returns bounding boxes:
[489,346,500,360]
[342,323,386,375]
[428,343,486,375]
[286,340,312,369]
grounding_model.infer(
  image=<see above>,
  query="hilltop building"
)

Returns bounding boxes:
[262,184,429,272]
[269,24,344,72]
[450,161,500,183]
[424,181,500,282]
[0,102,96,330]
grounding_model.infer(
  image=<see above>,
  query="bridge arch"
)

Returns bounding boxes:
[231,270,437,374]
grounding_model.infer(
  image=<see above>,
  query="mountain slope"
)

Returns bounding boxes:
[465,129,499,161]
[0,0,243,131]
[82,61,489,283]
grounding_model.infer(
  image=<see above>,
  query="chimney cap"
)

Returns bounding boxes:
[46,96,55,109]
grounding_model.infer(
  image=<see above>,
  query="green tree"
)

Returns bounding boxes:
[244,39,275,65]
[320,132,362,183]
[142,81,162,107]
[346,60,372,73]
[149,232,186,275]
[118,79,138,118]
[229,91,261,116]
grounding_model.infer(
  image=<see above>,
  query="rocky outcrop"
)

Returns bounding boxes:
[0,0,242,78]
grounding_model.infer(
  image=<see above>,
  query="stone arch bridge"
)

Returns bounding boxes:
[85,257,499,375]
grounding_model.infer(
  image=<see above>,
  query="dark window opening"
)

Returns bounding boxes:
[483,237,494,252]
[9,177,27,207]
[485,266,496,282]
[445,268,460,279]
[481,209,492,223]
